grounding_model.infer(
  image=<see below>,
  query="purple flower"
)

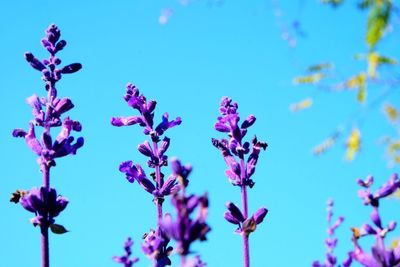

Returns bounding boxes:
[161,192,211,255]
[14,24,84,171]
[313,199,352,267]
[170,157,192,188]
[111,83,181,141]
[224,202,268,236]
[112,85,182,204]
[184,255,207,267]
[119,161,155,193]
[350,174,400,267]
[113,237,139,267]
[141,229,172,267]
[19,187,68,227]
[212,97,267,187]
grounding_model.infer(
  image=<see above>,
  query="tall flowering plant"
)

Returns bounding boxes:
[111,84,182,266]
[161,158,211,266]
[212,97,268,267]
[350,174,400,266]
[312,199,352,267]
[10,24,83,267]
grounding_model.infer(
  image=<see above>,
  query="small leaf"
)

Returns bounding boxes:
[368,52,397,78]
[290,98,313,112]
[384,103,398,123]
[346,128,361,161]
[293,73,325,84]
[307,63,332,72]
[313,131,340,155]
[346,73,366,89]
[357,85,366,103]
[366,1,391,49]
[345,73,367,103]
[50,224,69,234]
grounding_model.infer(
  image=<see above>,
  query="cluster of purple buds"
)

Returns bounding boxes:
[12,24,83,173]
[212,97,267,188]
[118,160,180,202]
[111,83,181,142]
[161,159,210,263]
[312,199,352,267]
[24,24,82,86]
[112,85,184,267]
[141,229,173,267]
[162,192,210,255]
[13,117,83,171]
[10,24,82,267]
[112,84,182,204]
[212,97,268,266]
[350,174,400,267]
[113,237,139,267]
[224,202,267,236]
[12,187,68,228]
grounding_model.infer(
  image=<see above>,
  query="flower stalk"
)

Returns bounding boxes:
[112,84,182,266]
[212,97,268,267]
[11,24,83,267]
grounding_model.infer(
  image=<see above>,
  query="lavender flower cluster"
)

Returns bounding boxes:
[111,85,213,266]
[11,24,83,267]
[15,24,400,267]
[313,174,400,267]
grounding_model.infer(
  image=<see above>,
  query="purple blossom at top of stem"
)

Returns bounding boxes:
[19,187,68,227]
[312,199,352,267]
[212,97,268,267]
[350,174,400,267]
[111,83,181,142]
[141,229,173,267]
[212,97,267,188]
[12,24,84,173]
[113,237,139,267]
[112,85,182,201]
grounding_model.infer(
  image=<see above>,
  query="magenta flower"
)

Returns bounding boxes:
[212,97,267,267]
[312,199,352,267]
[12,24,84,173]
[11,24,83,267]
[112,85,182,266]
[350,174,400,267]
[20,187,68,227]
[113,237,139,267]
[111,83,181,141]
[162,192,210,255]
[141,229,173,267]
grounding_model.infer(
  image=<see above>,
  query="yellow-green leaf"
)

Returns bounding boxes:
[293,73,325,84]
[366,1,391,49]
[290,98,313,112]
[307,63,332,72]
[384,103,399,123]
[357,86,366,103]
[313,132,340,155]
[346,128,361,161]
[346,73,366,89]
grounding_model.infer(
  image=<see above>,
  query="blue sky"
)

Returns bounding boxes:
[1,1,399,266]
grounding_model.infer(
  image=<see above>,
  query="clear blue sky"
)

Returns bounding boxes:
[1,1,399,266]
